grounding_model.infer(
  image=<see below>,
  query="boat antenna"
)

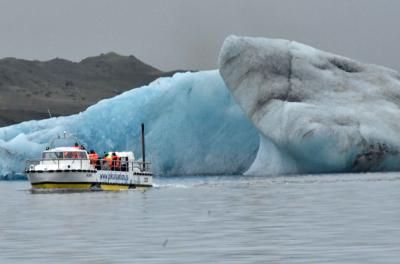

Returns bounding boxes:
[141,123,146,171]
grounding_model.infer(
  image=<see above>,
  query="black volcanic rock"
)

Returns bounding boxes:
[0,53,181,126]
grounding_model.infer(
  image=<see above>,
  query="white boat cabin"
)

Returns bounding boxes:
[30,147,142,173]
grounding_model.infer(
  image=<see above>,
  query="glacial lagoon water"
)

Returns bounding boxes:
[1,173,400,263]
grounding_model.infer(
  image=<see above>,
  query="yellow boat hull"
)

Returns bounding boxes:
[31,182,148,191]
[27,169,153,191]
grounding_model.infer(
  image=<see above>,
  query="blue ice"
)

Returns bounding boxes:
[0,71,259,179]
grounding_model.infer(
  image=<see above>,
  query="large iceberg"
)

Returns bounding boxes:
[3,35,400,179]
[0,71,259,179]
[219,35,400,175]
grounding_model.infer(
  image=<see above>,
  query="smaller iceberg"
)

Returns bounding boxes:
[0,71,259,179]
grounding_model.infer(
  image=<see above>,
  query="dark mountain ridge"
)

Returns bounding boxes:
[0,52,181,126]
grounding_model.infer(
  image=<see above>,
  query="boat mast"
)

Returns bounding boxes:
[141,123,146,171]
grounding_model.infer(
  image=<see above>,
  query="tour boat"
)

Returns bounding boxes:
[25,124,153,190]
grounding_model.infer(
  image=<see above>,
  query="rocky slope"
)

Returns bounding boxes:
[0,52,180,126]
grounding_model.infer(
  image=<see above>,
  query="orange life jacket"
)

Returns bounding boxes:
[112,155,121,168]
[88,153,99,165]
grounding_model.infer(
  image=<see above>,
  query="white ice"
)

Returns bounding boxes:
[219,35,400,175]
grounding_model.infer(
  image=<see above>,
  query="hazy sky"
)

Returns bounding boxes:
[0,0,399,71]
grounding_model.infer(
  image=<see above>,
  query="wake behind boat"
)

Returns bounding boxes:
[25,124,153,191]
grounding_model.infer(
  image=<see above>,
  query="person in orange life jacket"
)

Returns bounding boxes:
[105,153,113,169]
[88,150,99,167]
[101,152,108,169]
[112,152,121,171]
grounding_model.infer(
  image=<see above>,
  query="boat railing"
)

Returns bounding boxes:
[90,159,151,172]
[25,158,151,172]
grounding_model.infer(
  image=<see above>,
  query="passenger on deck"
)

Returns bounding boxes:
[112,152,121,171]
[105,153,113,170]
[73,142,80,149]
[101,153,108,170]
[88,150,99,169]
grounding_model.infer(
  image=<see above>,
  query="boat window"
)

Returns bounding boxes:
[63,151,88,159]
[42,152,64,159]
[77,152,88,159]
